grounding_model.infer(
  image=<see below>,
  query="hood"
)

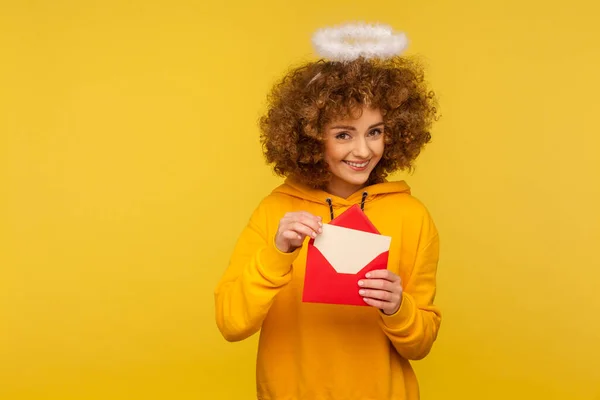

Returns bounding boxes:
[272,178,411,219]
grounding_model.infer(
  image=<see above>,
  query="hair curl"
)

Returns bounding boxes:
[259,56,438,188]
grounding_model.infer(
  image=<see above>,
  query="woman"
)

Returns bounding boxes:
[214,24,441,400]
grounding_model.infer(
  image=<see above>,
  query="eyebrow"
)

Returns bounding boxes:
[329,122,385,130]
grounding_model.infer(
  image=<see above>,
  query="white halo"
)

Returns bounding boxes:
[311,22,409,62]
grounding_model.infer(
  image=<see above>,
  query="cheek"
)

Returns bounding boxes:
[373,139,385,158]
[324,143,345,163]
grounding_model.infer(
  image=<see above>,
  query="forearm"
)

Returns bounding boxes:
[379,292,442,360]
[215,243,298,342]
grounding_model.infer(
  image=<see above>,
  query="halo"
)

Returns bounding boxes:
[311,22,409,62]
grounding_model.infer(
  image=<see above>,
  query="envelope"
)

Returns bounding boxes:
[302,204,392,306]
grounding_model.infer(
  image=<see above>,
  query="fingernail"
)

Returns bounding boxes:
[318,221,323,227]
[358,280,364,286]
[312,232,317,238]
[359,289,365,295]
[365,273,371,278]
[318,228,323,233]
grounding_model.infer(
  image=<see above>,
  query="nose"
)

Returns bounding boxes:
[352,136,371,159]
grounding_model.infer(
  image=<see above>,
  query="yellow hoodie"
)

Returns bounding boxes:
[214,179,441,400]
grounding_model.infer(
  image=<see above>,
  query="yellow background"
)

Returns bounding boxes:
[1,0,599,399]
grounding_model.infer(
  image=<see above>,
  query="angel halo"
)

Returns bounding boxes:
[311,22,409,62]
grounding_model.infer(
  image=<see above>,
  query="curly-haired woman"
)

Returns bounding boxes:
[214,27,441,400]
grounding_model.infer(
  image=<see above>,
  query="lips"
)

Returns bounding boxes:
[343,160,370,171]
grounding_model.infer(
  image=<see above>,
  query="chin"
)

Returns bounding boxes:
[342,174,371,186]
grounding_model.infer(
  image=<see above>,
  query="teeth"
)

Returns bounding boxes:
[345,161,369,168]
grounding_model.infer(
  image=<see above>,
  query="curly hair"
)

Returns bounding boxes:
[259,56,438,188]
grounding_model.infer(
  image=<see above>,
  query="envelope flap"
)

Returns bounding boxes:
[330,204,380,234]
[313,223,392,274]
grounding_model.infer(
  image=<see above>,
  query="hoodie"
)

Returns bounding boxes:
[214,178,441,400]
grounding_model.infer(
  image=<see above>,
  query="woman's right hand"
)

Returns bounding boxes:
[275,212,323,253]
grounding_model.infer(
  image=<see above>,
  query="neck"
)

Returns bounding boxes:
[326,177,363,199]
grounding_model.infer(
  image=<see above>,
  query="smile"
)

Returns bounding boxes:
[343,160,370,170]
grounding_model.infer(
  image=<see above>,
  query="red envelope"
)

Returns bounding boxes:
[302,204,392,306]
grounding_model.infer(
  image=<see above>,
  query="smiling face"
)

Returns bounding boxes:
[323,107,385,199]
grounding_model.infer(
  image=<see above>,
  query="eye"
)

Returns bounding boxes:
[335,132,351,140]
[368,128,383,137]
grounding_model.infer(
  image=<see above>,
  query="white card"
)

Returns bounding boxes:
[313,224,392,274]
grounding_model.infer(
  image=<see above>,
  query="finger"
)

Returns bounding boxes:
[365,269,401,283]
[358,278,398,293]
[281,230,303,241]
[358,288,400,303]
[295,214,323,234]
[286,221,319,239]
[282,213,322,235]
[297,211,322,222]
[362,296,391,310]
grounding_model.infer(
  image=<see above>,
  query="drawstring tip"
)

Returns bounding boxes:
[360,192,368,211]
[326,198,334,221]
[326,192,368,221]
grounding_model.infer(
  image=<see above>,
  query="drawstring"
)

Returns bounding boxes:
[326,198,334,221]
[360,191,368,211]
[325,191,368,221]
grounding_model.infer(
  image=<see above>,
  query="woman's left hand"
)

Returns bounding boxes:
[358,270,403,315]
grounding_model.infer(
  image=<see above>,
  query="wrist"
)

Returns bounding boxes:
[382,293,403,315]
[275,240,293,254]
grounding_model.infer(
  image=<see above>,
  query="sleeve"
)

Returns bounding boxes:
[214,200,300,342]
[378,216,442,360]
